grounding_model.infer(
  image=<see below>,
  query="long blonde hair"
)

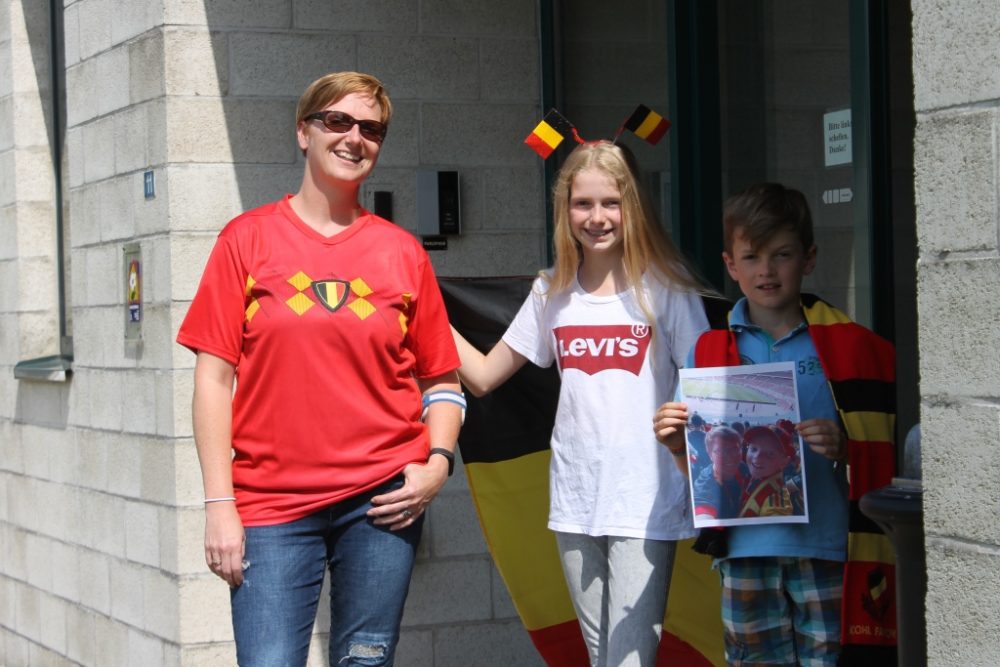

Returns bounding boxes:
[546,141,707,326]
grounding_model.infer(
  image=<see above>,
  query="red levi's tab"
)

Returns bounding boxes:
[554,324,652,376]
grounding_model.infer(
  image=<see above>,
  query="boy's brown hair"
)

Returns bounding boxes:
[722,182,814,254]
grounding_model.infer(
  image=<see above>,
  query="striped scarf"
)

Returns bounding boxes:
[694,293,897,663]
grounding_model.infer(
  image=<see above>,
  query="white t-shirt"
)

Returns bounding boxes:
[503,273,708,540]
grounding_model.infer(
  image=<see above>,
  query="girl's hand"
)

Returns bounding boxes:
[368,457,449,531]
[204,502,246,587]
[797,418,847,461]
[653,401,690,455]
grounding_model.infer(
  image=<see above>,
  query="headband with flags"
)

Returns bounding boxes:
[525,105,671,159]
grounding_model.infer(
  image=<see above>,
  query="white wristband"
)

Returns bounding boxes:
[203,496,236,504]
[421,390,467,424]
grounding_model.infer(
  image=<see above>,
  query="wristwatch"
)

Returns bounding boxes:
[428,447,455,476]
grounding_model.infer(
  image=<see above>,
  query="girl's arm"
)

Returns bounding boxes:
[192,351,245,587]
[451,325,529,397]
[654,401,690,475]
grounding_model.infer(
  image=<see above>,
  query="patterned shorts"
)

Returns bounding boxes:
[719,557,843,666]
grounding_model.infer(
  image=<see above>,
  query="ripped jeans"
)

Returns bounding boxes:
[231,476,422,666]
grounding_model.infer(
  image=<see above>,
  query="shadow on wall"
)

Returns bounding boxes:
[24,0,58,168]
[200,1,337,217]
[14,1,69,431]
[15,381,70,429]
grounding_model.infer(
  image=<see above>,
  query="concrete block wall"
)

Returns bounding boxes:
[0,1,78,665]
[3,0,547,665]
[912,1,1000,665]
[0,0,60,363]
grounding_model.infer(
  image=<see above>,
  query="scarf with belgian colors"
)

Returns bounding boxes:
[694,293,897,664]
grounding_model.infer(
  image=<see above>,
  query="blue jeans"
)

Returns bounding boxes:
[231,476,422,666]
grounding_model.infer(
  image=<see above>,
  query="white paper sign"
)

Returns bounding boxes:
[824,108,852,167]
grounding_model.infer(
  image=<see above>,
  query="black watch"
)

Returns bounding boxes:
[428,447,455,476]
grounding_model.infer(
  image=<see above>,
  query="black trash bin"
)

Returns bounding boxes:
[859,478,925,667]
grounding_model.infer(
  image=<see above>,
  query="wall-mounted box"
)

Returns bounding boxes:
[417,170,460,236]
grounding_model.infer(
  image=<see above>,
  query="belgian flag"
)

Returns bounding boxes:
[440,277,724,667]
[623,104,671,145]
[524,109,577,159]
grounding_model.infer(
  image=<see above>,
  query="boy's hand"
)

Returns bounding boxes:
[653,402,690,456]
[797,418,847,461]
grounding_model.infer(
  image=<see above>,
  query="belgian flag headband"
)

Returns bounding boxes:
[523,105,671,159]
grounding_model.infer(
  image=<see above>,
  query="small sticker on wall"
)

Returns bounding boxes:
[822,188,853,205]
[127,259,141,322]
[124,244,142,342]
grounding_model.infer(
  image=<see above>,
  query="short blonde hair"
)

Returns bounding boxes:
[295,71,393,125]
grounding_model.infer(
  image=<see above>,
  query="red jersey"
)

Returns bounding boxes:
[177,196,459,525]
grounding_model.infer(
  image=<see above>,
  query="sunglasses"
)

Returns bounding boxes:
[304,110,388,143]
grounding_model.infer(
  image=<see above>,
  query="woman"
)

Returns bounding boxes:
[177,71,462,666]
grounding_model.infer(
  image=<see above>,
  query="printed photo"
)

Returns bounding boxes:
[678,361,808,528]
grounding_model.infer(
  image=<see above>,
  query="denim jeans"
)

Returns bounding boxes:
[231,476,422,666]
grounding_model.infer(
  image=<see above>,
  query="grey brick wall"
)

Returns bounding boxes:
[912,0,1000,665]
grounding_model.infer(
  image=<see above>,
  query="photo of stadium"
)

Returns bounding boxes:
[678,362,808,528]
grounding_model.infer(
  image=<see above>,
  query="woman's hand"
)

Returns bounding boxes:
[797,418,847,461]
[204,502,246,587]
[367,456,450,531]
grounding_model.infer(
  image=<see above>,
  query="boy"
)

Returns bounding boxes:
[654,183,896,664]
[738,425,798,518]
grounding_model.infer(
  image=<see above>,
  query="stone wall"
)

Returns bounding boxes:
[912,0,1000,665]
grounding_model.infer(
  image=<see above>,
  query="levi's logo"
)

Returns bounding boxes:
[554,324,651,376]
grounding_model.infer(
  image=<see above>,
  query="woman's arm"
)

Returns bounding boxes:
[368,371,463,530]
[192,351,245,587]
[451,325,529,397]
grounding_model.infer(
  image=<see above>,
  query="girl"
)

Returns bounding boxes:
[452,141,709,666]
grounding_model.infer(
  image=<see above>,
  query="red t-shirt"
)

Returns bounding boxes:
[177,196,459,525]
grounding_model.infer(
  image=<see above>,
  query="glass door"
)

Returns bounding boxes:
[717,1,865,320]
[669,0,919,453]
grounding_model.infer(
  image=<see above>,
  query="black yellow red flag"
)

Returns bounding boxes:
[623,104,671,145]
[524,109,577,159]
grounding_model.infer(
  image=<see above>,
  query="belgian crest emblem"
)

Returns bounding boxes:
[312,280,350,312]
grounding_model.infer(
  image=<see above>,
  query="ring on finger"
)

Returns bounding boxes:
[401,509,413,519]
